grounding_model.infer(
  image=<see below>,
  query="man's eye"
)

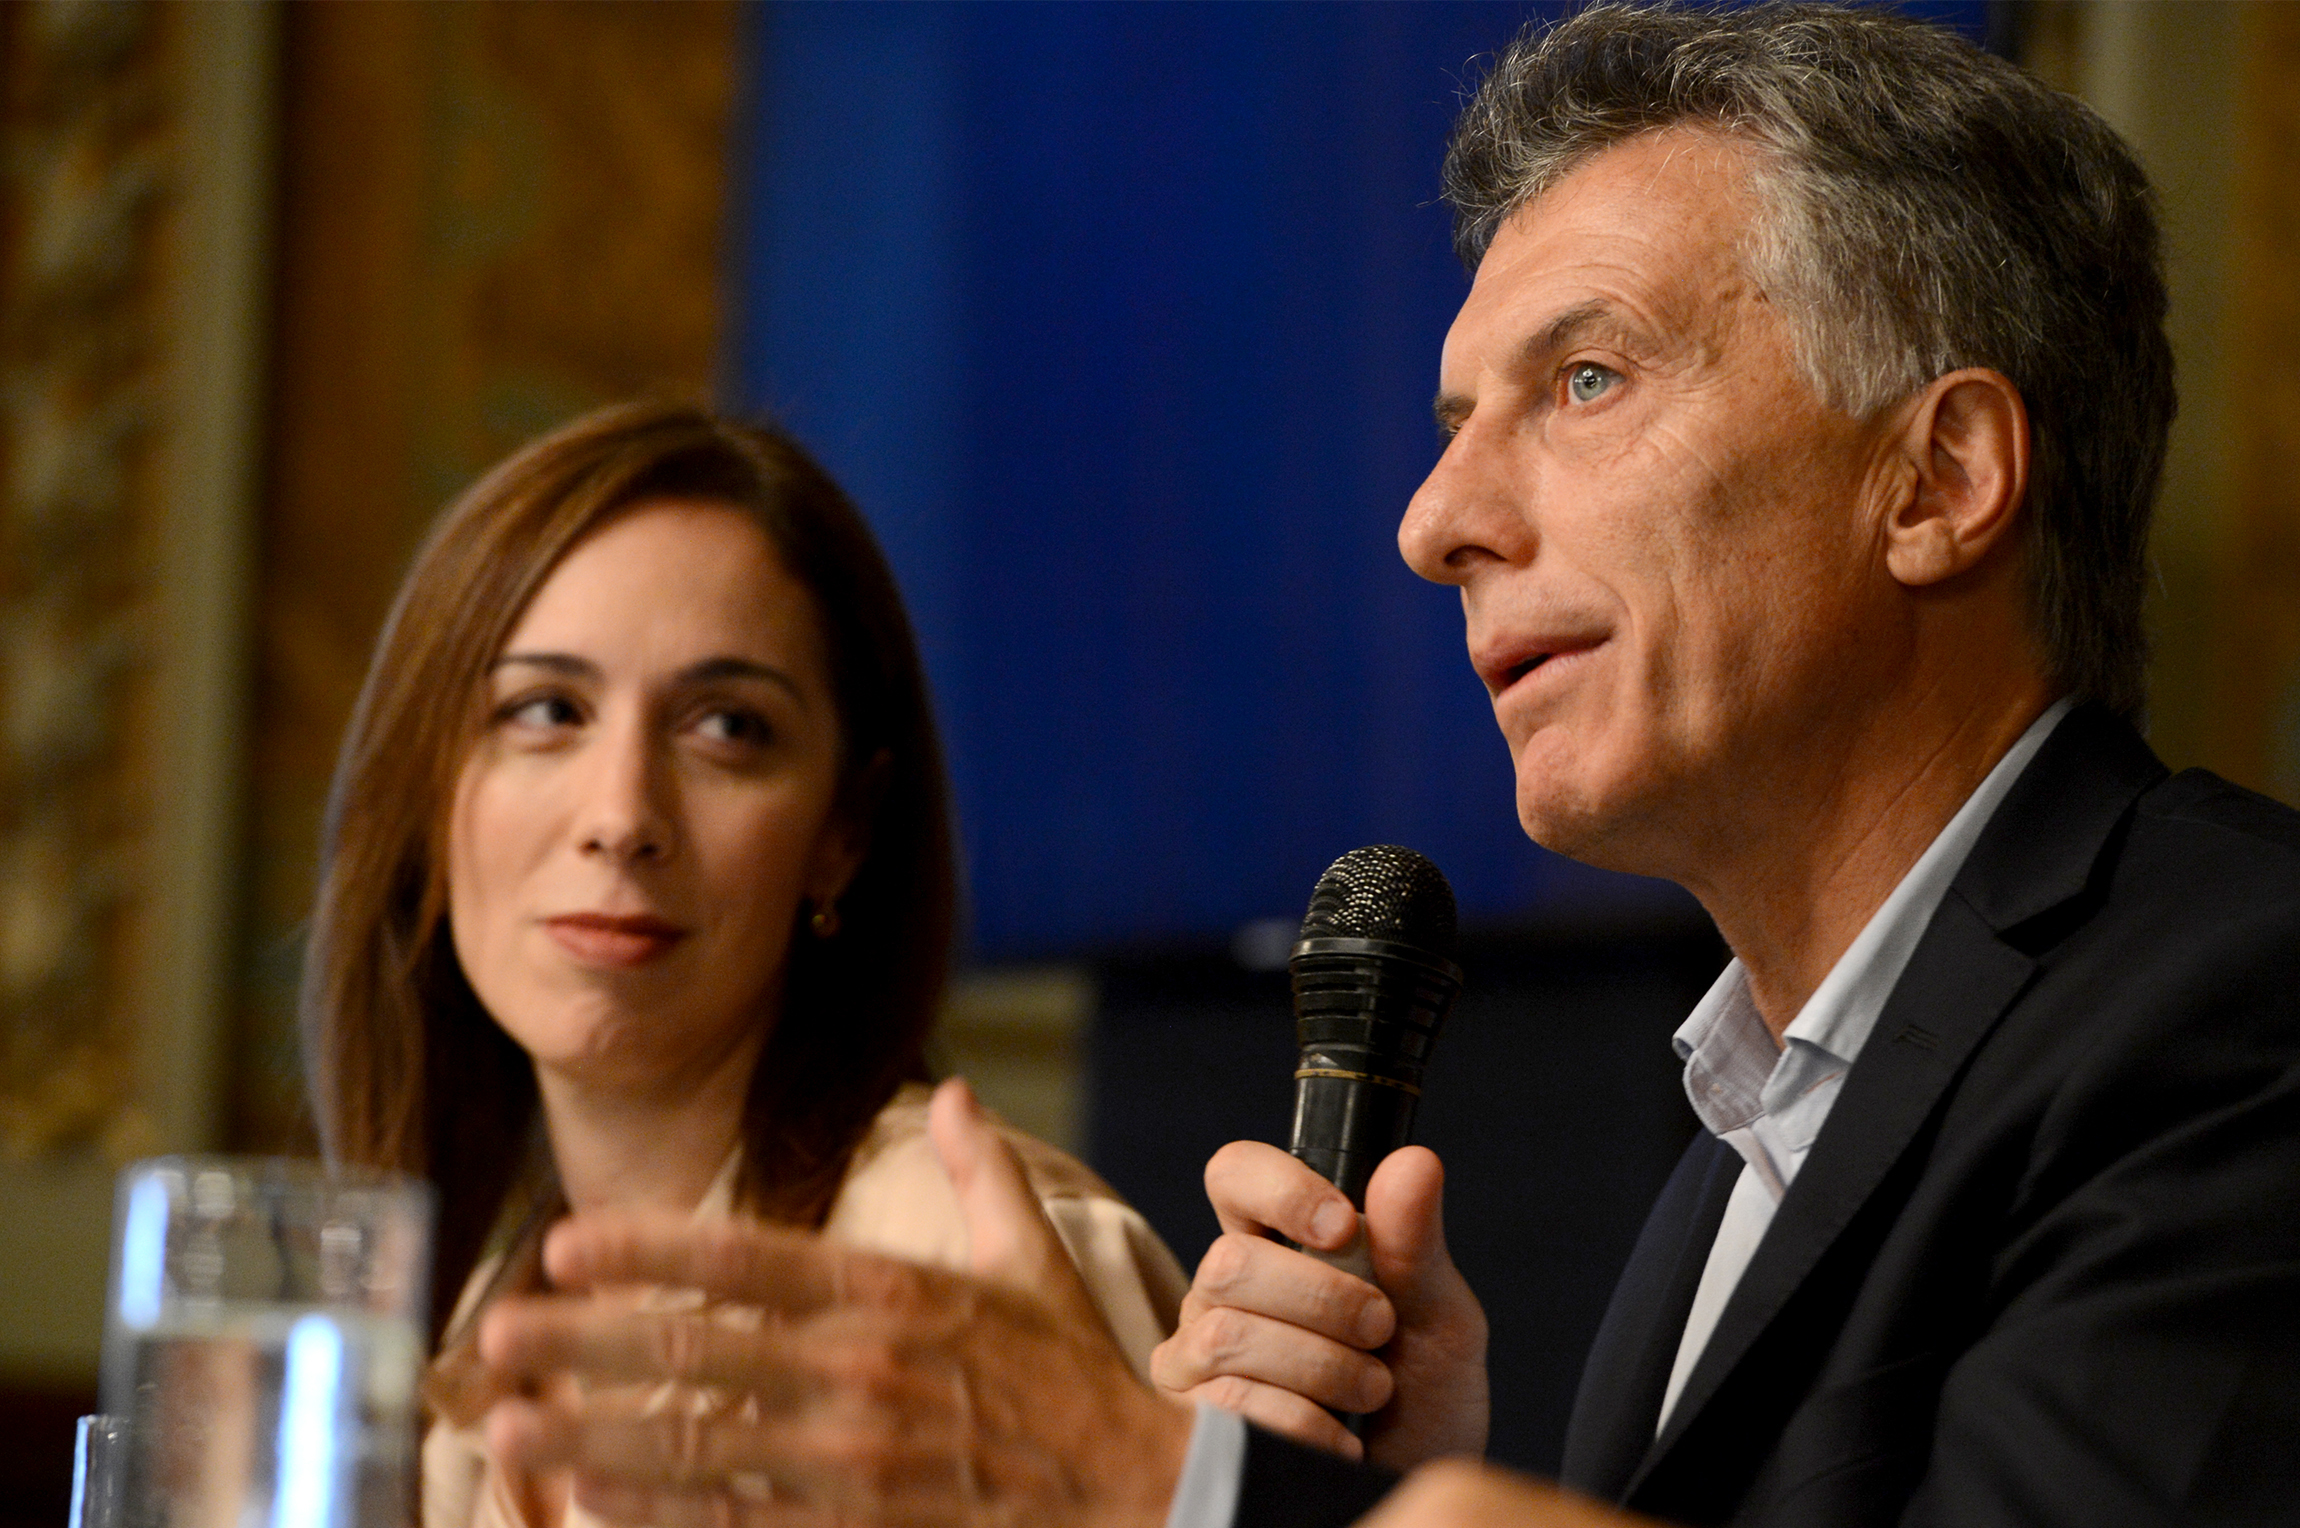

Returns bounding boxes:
[1566,363,1620,404]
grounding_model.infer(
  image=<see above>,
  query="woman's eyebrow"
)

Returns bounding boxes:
[490,652,805,705]
[491,652,596,678]
[681,656,808,705]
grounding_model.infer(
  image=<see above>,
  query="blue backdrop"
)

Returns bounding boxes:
[731,2,1992,960]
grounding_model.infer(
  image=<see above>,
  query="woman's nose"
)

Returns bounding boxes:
[576,717,673,863]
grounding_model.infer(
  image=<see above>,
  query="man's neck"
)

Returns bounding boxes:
[1693,685,2056,1039]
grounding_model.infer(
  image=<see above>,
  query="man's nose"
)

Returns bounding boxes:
[1397,419,1526,586]
[577,715,673,864]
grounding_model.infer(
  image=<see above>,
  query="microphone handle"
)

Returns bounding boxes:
[1284,940,1460,1431]
[1286,1085,1398,1284]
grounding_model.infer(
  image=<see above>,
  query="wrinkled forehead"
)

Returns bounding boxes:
[1442,129,1778,375]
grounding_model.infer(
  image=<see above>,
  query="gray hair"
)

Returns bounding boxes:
[1445,2,2172,720]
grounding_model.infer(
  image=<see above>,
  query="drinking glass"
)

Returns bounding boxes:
[70,1413,128,1528]
[100,1158,434,1528]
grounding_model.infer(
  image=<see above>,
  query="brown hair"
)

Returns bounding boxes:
[301,402,955,1342]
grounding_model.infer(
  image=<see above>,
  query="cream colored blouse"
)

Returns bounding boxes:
[420,1085,1190,1528]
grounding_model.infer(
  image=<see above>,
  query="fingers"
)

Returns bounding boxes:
[1175,1231,1395,1349]
[566,1474,860,1528]
[1204,1140,1361,1250]
[926,1079,1104,1329]
[1175,1375,1366,1462]
[1152,1298,1392,1415]
[541,1212,842,1312]
[540,1211,959,1326]
[486,1375,968,1511]
[565,1475,821,1528]
[478,1295,811,1401]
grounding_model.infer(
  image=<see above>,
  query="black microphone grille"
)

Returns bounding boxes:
[1298,845,1457,954]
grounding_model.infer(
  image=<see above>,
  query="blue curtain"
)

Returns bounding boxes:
[732,2,1991,960]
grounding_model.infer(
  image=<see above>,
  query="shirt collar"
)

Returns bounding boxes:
[1674,698,2072,1127]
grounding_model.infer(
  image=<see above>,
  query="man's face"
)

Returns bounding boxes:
[1400,130,1904,879]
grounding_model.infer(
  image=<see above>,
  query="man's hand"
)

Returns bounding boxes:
[477,1080,1193,1527]
[1355,1461,1658,1528]
[1150,1142,1488,1469]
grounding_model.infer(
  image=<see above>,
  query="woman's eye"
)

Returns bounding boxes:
[505,695,580,729]
[695,708,772,747]
[1566,362,1620,404]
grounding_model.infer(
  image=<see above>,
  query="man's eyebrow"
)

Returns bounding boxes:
[1522,298,1632,369]
[1431,300,1642,435]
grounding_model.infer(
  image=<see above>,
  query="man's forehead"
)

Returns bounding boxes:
[1442,129,1767,374]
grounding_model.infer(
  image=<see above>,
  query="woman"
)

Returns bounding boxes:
[299,402,1186,1528]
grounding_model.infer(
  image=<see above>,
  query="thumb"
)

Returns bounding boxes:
[1362,1147,1475,1325]
[927,1077,1105,1330]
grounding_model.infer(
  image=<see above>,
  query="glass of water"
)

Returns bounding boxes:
[100,1159,434,1528]
[71,1413,129,1528]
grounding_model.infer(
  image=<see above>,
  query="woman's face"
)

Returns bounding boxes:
[447,498,860,1098]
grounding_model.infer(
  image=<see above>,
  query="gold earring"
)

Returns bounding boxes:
[809,901,840,939]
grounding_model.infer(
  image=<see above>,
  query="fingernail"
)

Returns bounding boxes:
[1311,1199,1356,1248]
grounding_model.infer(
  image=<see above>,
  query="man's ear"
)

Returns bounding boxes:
[1882,368,2029,588]
[809,747,893,908]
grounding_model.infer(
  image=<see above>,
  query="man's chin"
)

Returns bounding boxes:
[1514,769,1673,878]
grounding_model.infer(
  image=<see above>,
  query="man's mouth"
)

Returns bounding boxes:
[1480,636,1606,699]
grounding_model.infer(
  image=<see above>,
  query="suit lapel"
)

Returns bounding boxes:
[1559,1130,1739,1497]
[1624,705,2167,1498]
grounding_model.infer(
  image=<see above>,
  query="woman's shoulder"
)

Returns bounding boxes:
[852,1081,1126,1198]
[823,1082,1116,1258]
[820,1083,1188,1377]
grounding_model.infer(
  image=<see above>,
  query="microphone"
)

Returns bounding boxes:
[1288,845,1465,1214]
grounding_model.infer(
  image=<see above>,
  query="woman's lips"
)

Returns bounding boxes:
[544,913,687,968]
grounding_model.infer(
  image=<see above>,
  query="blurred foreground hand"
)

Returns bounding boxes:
[477,1079,1192,1528]
[1356,1460,1661,1528]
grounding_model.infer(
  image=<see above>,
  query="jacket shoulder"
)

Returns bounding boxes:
[2144,766,2300,858]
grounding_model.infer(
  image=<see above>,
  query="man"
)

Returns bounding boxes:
[474,6,2300,1525]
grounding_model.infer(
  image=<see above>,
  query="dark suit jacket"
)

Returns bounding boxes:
[1236,707,2300,1524]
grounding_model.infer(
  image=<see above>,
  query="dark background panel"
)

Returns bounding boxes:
[1089,915,1722,1475]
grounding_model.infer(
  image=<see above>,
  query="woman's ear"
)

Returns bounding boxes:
[809,747,893,908]
[1882,368,2029,588]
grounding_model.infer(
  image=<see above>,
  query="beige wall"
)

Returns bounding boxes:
[2028,2,2300,801]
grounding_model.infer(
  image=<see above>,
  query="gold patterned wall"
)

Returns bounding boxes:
[231,0,738,1151]
[0,0,275,1400]
[0,0,173,1163]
